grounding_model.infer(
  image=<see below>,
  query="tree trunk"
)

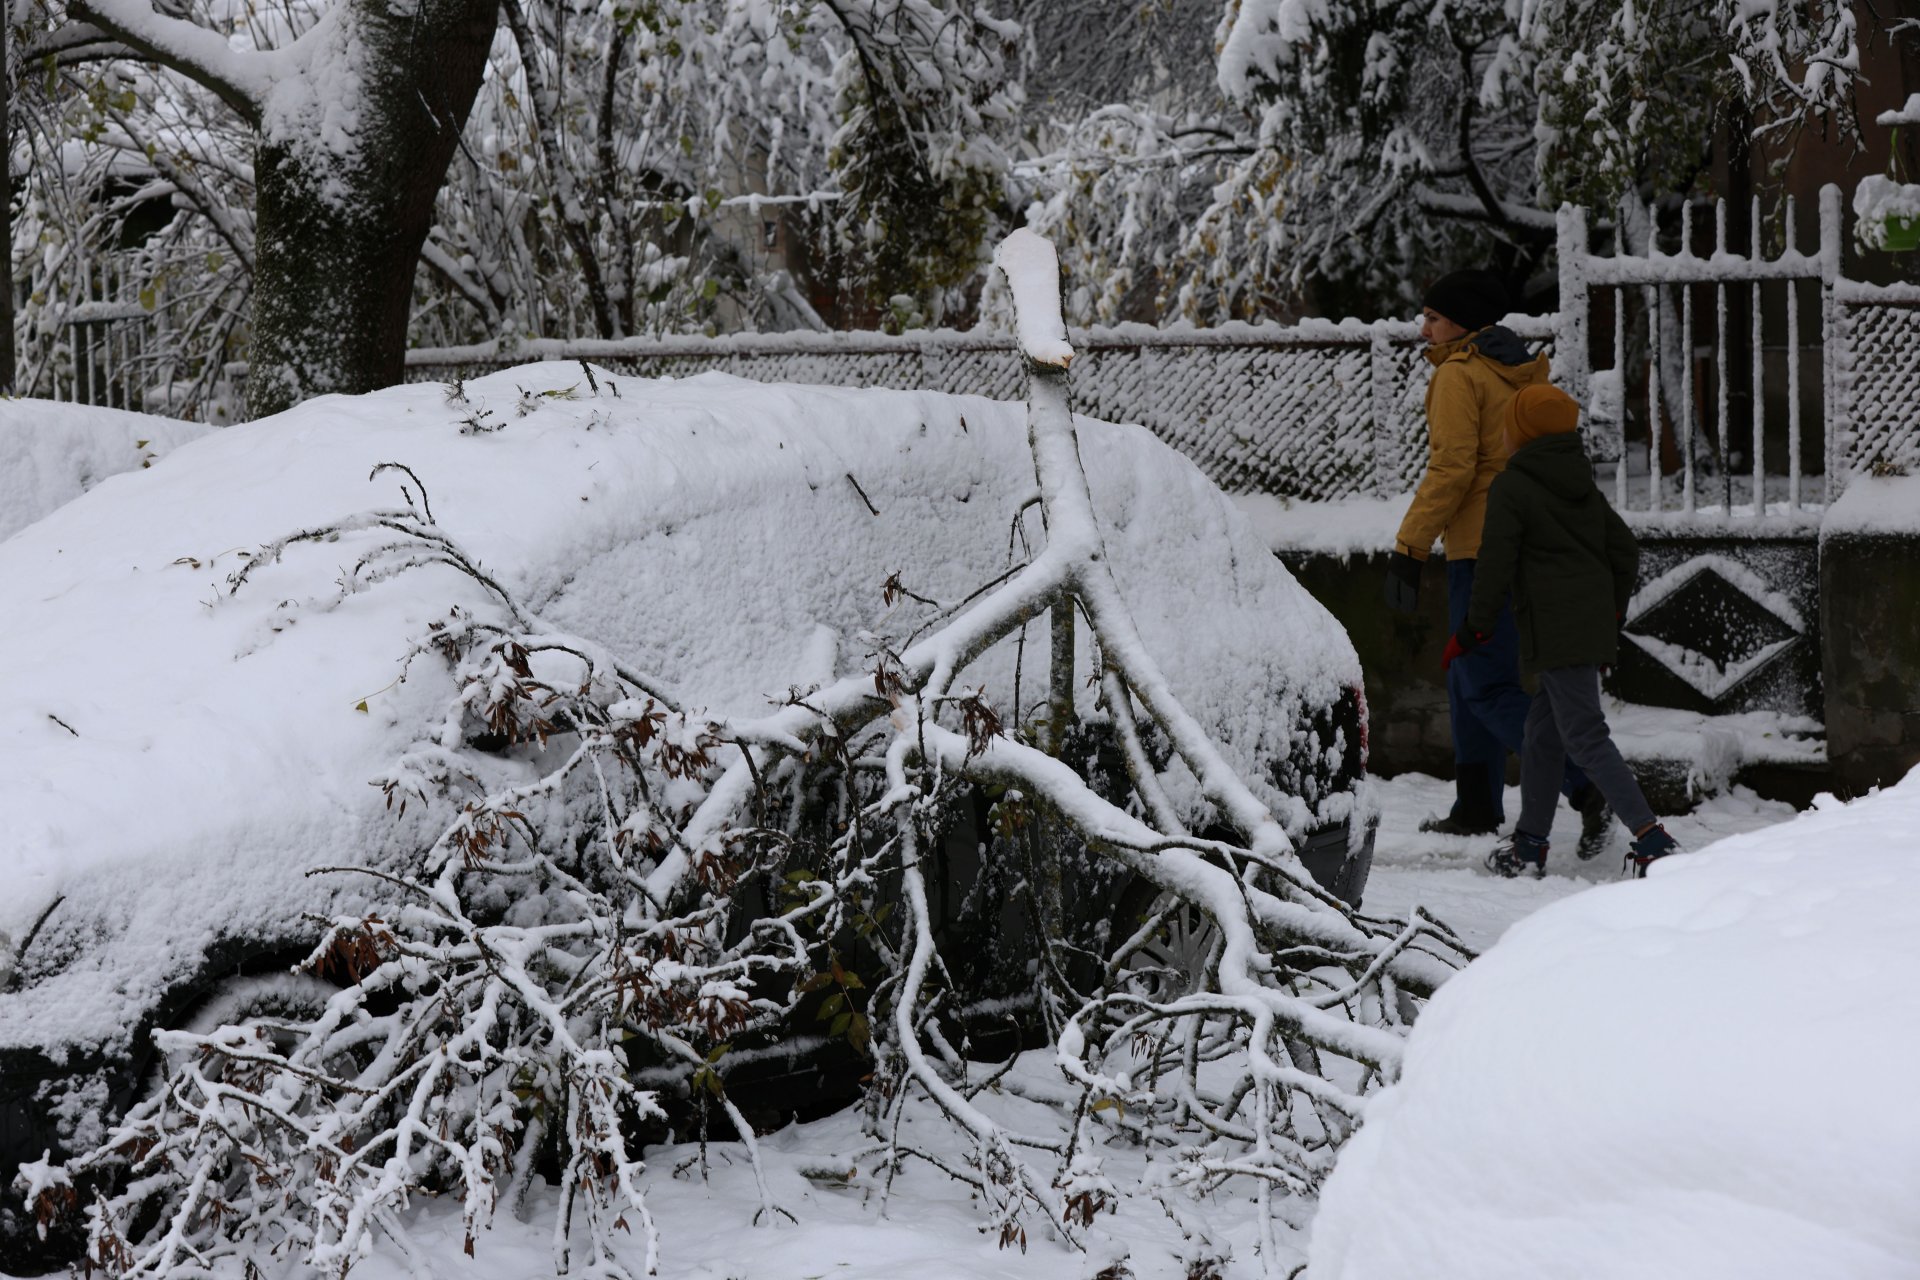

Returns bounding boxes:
[245,0,498,419]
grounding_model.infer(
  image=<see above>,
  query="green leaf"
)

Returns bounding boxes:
[818,991,847,1019]
[829,1010,852,1036]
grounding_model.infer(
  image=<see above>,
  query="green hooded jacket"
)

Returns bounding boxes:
[1465,432,1639,676]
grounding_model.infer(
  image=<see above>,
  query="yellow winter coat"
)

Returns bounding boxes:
[1394,328,1552,562]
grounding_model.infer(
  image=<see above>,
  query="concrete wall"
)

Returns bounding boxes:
[1279,528,1866,808]
[1821,530,1920,796]
[1279,550,1457,780]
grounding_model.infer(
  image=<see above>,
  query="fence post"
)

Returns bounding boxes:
[1368,323,1395,497]
[1819,183,1847,503]
[1555,204,1591,413]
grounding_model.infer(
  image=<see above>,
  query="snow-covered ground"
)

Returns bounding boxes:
[2,384,1897,1280]
[1312,767,1920,1280]
[1361,771,1800,951]
[318,777,1805,1280]
[317,775,1869,1280]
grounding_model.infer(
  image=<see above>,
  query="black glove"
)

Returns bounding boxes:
[1384,551,1423,614]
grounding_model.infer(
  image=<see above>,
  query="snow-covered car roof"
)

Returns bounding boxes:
[0,365,1361,1058]
[0,399,212,542]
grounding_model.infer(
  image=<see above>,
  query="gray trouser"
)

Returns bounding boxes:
[1517,665,1656,840]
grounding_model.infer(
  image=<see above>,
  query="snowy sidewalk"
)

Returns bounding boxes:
[1361,771,1800,951]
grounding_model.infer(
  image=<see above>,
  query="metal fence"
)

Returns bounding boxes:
[406,320,1555,504]
[1838,288,1920,480]
[1554,187,1851,520]
[26,185,1920,516]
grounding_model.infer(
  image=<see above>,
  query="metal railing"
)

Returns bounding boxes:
[16,186,1920,521]
[1555,187,1847,522]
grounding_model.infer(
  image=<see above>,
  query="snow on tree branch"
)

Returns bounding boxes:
[19,250,1469,1277]
[64,0,278,123]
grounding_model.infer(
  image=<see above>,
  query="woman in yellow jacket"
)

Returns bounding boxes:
[1383,269,1611,858]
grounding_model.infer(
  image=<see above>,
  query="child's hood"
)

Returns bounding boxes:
[1507,432,1600,502]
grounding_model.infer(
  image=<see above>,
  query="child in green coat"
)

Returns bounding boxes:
[1440,384,1680,879]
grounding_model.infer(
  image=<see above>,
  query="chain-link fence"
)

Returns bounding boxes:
[1839,297,1920,478]
[407,322,1558,502]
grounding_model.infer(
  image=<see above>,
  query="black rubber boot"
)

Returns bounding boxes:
[1420,762,1501,836]
[1487,829,1550,879]
[1625,824,1680,878]
[1572,784,1614,860]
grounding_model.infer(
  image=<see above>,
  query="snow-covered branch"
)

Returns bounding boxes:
[64,0,278,123]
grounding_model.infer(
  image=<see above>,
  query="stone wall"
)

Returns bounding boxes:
[1279,529,1839,808]
[1820,529,1920,796]
[1278,551,1457,780]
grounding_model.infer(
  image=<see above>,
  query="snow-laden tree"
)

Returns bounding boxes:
[9,0,1026,413]
[1202,0,1868,313]
[23,0,498,418]
[1003,0,1236,324]
[415,0,1024,344]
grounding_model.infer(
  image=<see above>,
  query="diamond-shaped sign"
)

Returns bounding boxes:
[1624,555,1803,702]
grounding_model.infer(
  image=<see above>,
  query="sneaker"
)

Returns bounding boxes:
[1624,824,1680,878]
[1486,830,1549,879]
[1573,786,1614,861]
[1420,813,1501,837]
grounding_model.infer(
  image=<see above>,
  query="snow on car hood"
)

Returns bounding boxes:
[0,365,1360,1054]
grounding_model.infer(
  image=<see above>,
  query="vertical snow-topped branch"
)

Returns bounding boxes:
[992,227,1294,861]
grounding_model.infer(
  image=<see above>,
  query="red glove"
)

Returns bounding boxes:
[1441,626,1486,671]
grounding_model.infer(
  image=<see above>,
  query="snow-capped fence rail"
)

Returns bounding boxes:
[403,185,1920,522]
[405,317,1555,503]
[21,189,1920,518]
[35,257,154,413]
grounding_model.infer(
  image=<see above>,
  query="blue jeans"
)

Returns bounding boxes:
[1446,559,1589,824]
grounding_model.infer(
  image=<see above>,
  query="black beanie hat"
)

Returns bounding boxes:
[1422,269,1510,333]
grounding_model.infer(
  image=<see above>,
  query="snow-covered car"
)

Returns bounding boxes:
[1308,770,1920,1280]
[0,367,1373,1266]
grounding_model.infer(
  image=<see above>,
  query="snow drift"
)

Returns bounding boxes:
[1309,769,1920,1279]
[0,399,212,541]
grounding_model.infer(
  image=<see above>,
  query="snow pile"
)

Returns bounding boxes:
[0,400,212,541]
[1877,93,1920,126]
[1823,470,1920,538]
[1232,491,1412,559]
[1852,176,1920,250]
[1309,769,1920,1280]
[0,365,1360,1055]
